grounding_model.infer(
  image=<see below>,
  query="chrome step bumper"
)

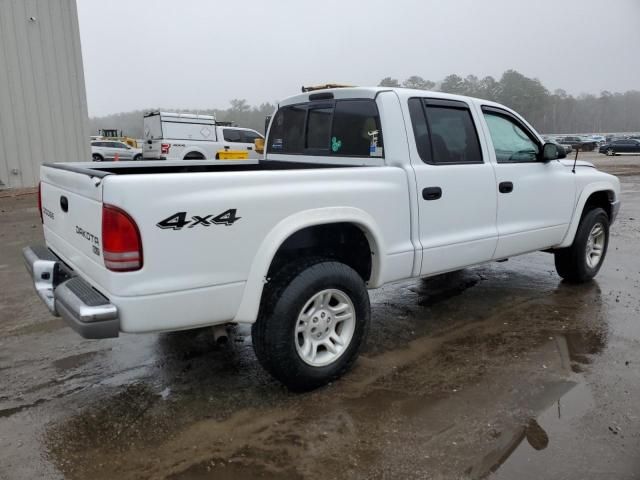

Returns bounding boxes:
[23,245,119,339]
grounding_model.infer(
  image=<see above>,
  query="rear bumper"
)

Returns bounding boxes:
[23,245,119,339]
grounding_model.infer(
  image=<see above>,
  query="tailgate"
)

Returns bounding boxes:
[40,166,105,269]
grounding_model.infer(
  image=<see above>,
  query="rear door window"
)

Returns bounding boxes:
[242,130,263,143]
[223,129,243,143]
[408,98,482,164]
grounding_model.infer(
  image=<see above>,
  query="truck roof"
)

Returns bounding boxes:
[144,111,216,121]
[279,86,500,108]
[277,86,521,124]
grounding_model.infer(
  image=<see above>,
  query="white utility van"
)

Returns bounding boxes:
[142,111,264,160]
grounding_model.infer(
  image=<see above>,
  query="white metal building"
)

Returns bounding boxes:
[0,0,89,189]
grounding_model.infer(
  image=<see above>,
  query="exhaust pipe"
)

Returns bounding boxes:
[213,325,228,344]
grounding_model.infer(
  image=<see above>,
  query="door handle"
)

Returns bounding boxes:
[422,186,442,201]
[499,181,513,194]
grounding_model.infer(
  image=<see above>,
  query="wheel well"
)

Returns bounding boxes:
[582,190,613,220]
[184,151,205,160]
[268,223,373,282]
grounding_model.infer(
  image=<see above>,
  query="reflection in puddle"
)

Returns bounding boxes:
[472,331,603,479]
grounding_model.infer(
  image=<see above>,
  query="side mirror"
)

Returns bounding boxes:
[542,142,564,161]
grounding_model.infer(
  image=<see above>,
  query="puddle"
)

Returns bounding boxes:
[482,382,595,480]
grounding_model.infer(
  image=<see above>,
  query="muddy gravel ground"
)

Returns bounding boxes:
[1,154,639,479]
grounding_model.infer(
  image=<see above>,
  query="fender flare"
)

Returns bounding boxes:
[232,207,385,323]
[557,182,615,248]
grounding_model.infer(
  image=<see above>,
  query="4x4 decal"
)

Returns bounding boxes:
[157,209,240,230]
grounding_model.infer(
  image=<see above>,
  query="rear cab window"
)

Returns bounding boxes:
[267,98,384,159]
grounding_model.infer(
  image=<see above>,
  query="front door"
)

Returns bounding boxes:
[407,97,498,276]
[480,107,576,259]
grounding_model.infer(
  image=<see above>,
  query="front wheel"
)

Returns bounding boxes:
[92,154,103,162]
[252,260,370,391]
[554,208,609,283]
[133,154,142,161]
[606,148,615,156]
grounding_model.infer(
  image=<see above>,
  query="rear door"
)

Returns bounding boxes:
[143,114,163,158]
[114,142,134,160]
[241,129,263,158]
[480,106,575,258]
[407,97,498,276]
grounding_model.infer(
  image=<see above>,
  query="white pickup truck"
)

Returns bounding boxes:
[24,87,620,391]
[143,111,263,160]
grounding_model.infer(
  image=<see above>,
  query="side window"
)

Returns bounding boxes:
[426,105,482,164]
[242,130,262,143]
[306,107,332,150]
[223,129,243,143]
[267,105,306,154]
[407,98,431,162]
[408,98,482,164]
[331,100,383,157]
[482,111,540,163]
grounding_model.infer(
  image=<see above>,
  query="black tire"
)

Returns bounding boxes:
[133,154,142,161]
[252,259,370,392]
[554,207,609,283]
[92,153,103,162]
[183,152,205,160]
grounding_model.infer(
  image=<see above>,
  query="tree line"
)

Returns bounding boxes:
[90,69,640,138]
[380,70,640,134]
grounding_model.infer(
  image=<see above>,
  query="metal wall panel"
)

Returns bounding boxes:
[0,0,89,189]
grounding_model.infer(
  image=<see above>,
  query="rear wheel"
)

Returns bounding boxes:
[252,259,370,391]
[184,151,205,160]
[133,154,142,161]
[554,208,609,283]
[92,153,103,162]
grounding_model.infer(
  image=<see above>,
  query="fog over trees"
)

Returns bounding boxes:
[90,70,640,138]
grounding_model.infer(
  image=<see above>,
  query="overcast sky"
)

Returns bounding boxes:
[77,0,640,117]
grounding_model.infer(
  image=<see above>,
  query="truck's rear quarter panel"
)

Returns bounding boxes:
[39,164,413,333]
[103,166,412,331]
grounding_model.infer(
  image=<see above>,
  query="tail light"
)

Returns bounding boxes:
[102,204,143,272]
[161,143,171,154]
[38,182,43,223]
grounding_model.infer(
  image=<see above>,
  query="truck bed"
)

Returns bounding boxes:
[44,159,352,177]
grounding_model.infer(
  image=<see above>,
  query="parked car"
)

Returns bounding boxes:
[25,86,620,391]
[543,136,572,154]
[91,140,142,161]
[590,135,606,146]
[142,111,263,160]
[599,139,640,156]
[557,136,598,151]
